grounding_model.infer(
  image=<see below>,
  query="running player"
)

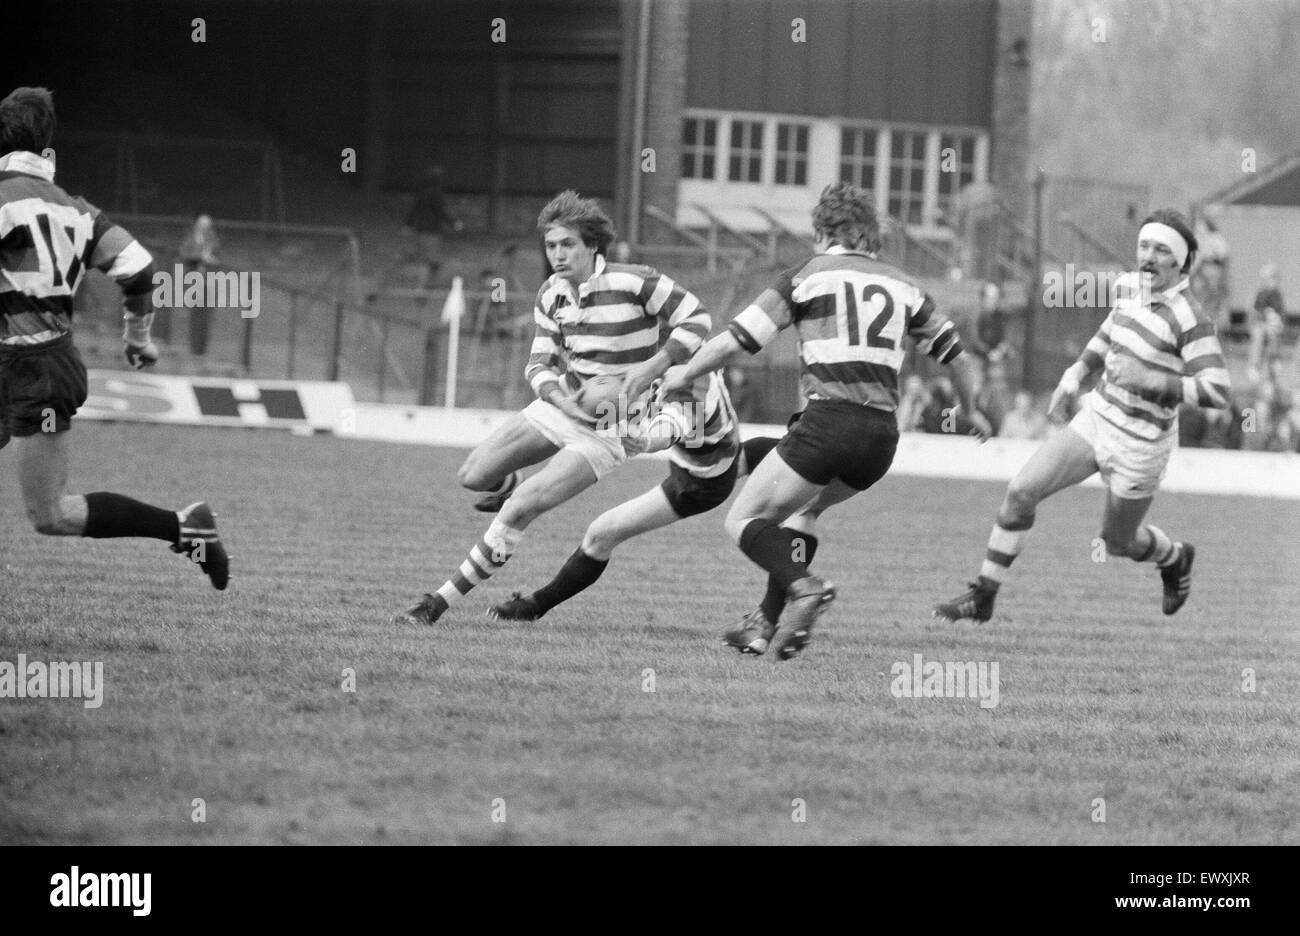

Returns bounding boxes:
[487,368,781,622]
[934,209,1230,623]
[662,182,990,660]
[392,190,709,625]
[0,87,228,588]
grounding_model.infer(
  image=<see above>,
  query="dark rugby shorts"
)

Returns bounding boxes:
[0,334,89,448]
[776,398,898,490]
[661,456,740,518]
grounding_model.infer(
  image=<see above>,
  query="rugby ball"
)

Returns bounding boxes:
[577,375,624,417]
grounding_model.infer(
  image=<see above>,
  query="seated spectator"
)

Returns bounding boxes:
[998,390,1048,440]
[897,374,930,432]
[724,366,759,422]
[1201,400,1244,450]
[977,353,1013,435]
[1178,402,1207,448]
[1242,372,1294,452]
[921,375,971,434]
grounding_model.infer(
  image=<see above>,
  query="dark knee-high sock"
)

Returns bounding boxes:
[530,547,610,616]
[82,492,179,542]
[760,531,819,620]
[739,519,811,594]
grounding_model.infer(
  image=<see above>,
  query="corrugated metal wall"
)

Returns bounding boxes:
[686,0,997,127]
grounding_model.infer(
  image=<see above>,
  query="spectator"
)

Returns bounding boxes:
[897,373,929,432]
[998,390,1048,440]
[1242,371,1293,452]
[921,375,970,434]
[177,214,219,356]
[977,347,1014,435]
[970,282,1012,403]
[1249,262,1286,382]
[723,365,759,423]
[1191,213,1230,335]
[1178,401,1207,448]
[1179,399,1243,450]
[405,163,462,289]
[474,244,531,340]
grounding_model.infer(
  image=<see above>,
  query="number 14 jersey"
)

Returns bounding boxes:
[727,245,963,412]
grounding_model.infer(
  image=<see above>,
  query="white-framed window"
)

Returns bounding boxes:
[728,119,764,183]
[888,130,928,228]
[681,116,718,180]
[677,108,988,239]
[774,122,809,186]
[839,126,878,191]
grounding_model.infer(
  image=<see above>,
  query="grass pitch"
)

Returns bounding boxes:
[1,423,1297,844]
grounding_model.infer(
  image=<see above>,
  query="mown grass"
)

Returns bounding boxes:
[1,423,1297,844]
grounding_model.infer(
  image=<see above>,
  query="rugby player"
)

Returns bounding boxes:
[934,209,1230,623]
[486,367,782,622]
[662,182,990,660]
[393,190,709,625]
[0,87,228,588]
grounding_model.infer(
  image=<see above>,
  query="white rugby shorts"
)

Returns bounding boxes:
[521,398,627,479]
[1068,392,1175,500]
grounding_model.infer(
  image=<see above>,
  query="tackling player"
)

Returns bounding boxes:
[934,209,1230,623]
[0,87,228,588]
[393,190,709,625]
[486,368,781,622]
[662,182,990,660]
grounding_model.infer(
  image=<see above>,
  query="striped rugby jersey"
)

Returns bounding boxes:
[1079,272,1230,440]
[525,254,710,396]
[0,151,154,346]
[645,369,741,478]
[728,247,962,412]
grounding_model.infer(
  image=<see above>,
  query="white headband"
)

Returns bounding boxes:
[1139,222,1189,269]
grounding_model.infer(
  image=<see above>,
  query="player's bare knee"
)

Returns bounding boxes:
[723,511,750,544]
[456,455,493,491]
[1002,481,1040,523]
[499,492,540,528]
[582,521,619,558]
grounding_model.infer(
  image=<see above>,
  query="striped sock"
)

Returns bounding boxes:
[978,522,1031,585]
[1136,525,1179,567]
[434,518,525,607]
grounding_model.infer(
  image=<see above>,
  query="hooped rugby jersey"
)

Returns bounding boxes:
[645,369,741,479]
[0,151,154,346]
[1078,273,1230,440]
[525,254,710,396]
[727,246,962,412]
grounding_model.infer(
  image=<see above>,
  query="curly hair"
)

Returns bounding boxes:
[1141,208,1198,272]
[812,181,881,253]
[0,87,56,155]
[537,190,616,255]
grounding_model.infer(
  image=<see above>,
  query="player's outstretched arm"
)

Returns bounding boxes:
[661,331,743,395]
[621,347,675,401]
[87,213,159,368]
